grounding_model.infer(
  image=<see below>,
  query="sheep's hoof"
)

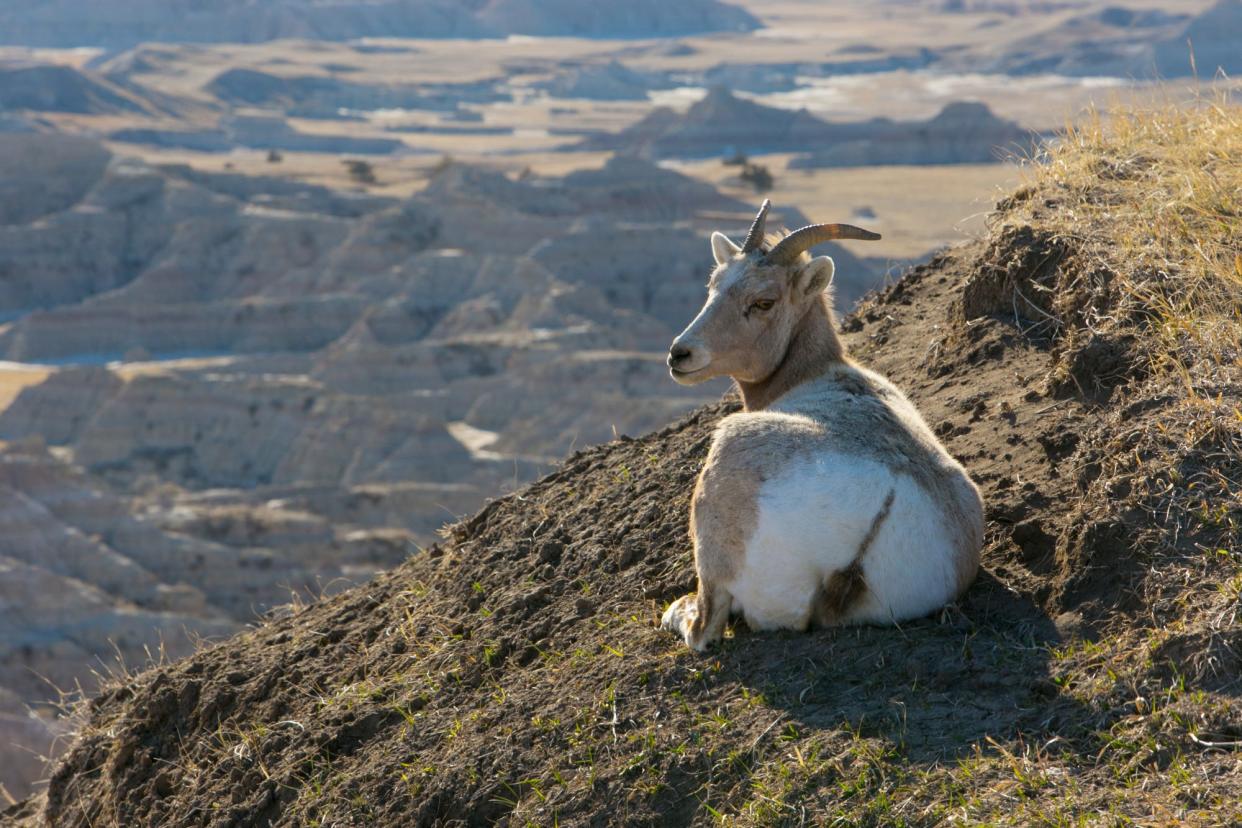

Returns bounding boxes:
[661,594,696,631]
[661,595,699,647]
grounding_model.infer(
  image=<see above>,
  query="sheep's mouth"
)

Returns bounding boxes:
[669,365,707,383]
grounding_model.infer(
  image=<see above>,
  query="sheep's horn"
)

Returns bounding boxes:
[766,222,881,265]
[740,199,771,253]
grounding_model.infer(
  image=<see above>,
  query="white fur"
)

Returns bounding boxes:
[711,231,741,265]
[661,594,697,637]
[733,453,960,630]
[801,256,834,295]
[670,259,749,375]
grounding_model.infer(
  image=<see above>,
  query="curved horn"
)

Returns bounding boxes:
[740,199,771,253]
[766,222,881,265]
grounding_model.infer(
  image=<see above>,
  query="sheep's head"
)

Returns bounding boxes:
[668,200,880,385]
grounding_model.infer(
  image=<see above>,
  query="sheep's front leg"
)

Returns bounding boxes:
[661,451,747,652]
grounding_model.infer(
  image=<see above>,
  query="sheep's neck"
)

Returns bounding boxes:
[737,297,847,411]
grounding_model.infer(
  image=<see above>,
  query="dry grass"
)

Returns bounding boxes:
[1037,94,1242,373]
[1017,95,1242,557]
[956,96,1242,825]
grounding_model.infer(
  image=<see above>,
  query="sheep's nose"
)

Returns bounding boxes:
[668,343,692,368]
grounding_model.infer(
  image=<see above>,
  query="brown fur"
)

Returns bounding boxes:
[689,444,754,588]
[680,415,815,648]
[685,583,731,649]
[735,294,846,411]
[689,414,819,579]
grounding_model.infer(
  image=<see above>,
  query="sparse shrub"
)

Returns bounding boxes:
[739,161,773,192]
[267,149,283,163]
[429,154,455,176]
[343,159,377,185]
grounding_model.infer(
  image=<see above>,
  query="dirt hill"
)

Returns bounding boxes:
[7,102,1241,825]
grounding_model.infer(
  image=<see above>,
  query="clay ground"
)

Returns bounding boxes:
[0,363,50,413]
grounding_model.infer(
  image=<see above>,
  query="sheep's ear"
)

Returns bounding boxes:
[711,231,742,265]
[800,255,835,295]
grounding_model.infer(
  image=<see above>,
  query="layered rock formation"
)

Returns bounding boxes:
[476,0,758,37]
[580,86,833,158]
[110,114,408,155]
[533,60,671,101]
[0,441,239,798]
[0,63,151,115]
[960,0,1240,78]
[0,428,462,796]
[582,87,1034,165]
[789,102,1034,168]
[0,134,886,795]
[0,134,112,227]
[205,68,509,119]
[1152,0,1242,77]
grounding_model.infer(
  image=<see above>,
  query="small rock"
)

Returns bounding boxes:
[152,771,175,798]
[523,586,550,607]
[616,545,637,568]
[538,540,563,564]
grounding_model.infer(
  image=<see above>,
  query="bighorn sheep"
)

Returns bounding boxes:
[661,200,984,651]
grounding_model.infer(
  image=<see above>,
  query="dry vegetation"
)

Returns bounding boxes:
[1036,94,1242,375]
[952,95,1242,824]
[1012,94,1242,593]
[993,95,1242,541]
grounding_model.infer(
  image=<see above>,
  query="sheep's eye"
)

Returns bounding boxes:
[750,299,775,314]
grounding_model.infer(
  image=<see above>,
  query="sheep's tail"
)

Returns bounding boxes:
[812,487,895,626]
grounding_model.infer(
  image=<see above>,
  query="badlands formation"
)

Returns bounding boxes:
[5,99,1240,824]
[582,87,1035,164]
[0,132,878,796]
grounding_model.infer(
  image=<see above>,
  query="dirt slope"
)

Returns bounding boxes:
[7,106,1241,826]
